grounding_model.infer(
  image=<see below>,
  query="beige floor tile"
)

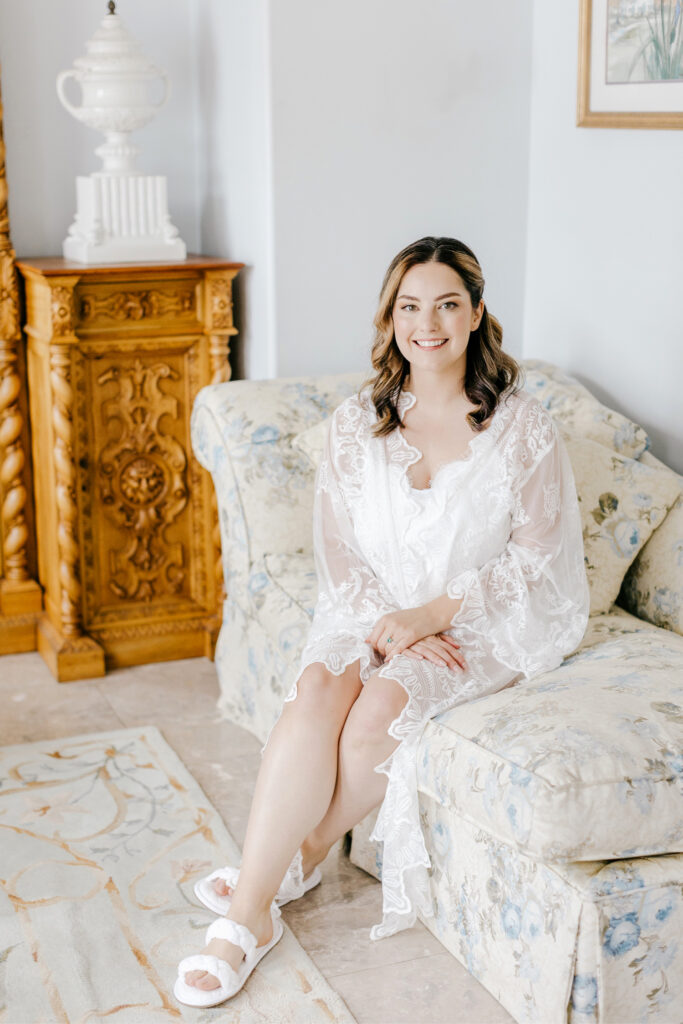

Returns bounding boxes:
[330,952,515,1024]
[0,653,125,745]
[94,656,224,725]
[284,847,444,977]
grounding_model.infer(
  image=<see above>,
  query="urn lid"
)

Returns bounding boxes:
[71,2,163,79]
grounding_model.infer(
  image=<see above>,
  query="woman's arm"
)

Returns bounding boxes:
[312,403,400,635]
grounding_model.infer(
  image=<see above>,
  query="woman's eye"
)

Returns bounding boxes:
[400,304,417,311]
[441,302,457,309]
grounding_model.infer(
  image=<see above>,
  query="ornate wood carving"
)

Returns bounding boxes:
[80,287,195,322]
[97,358,188,601]
[50,345,83,636]
[208,277,232,329]
[203,270,238,608]
[50,285,75,337]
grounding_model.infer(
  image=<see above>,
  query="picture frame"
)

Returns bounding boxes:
[577,0,683,128]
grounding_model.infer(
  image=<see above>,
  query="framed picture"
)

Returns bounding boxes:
[578,0,683,128]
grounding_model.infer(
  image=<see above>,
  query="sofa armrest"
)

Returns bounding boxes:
[191,373,366,613]
[191,390,251,598]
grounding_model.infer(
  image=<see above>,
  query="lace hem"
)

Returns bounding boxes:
[367,653,508,940]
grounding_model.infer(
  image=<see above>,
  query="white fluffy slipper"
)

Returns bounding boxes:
[194,849,322,916]
[174,905,283,1008]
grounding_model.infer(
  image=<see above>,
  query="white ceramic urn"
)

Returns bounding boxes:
[57,0,168,172]
[57,1,186,263]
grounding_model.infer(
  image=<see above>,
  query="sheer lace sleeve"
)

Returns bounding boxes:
[446,403,589,684]
[311,402,400,634]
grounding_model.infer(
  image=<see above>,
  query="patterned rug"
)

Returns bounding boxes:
[0,726,356,1023]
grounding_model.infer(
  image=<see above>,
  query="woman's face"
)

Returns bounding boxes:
[392,261,483,377]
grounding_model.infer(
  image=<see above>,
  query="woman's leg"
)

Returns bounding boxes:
[301,669,409,872]
[185,659,363,991]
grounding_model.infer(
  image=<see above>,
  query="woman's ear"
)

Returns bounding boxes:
[472,299,484,330]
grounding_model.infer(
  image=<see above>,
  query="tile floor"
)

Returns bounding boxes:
[0,651,514,1024]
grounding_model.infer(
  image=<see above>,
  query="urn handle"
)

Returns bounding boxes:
[56,69,83,119]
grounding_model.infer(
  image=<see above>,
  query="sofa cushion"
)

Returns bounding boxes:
[417,612,683,861]
[561,429,681,615]
[522,361,651,457]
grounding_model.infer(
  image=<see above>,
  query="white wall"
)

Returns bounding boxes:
[269,0,534,377]
[523,2,683,473]
[193,0,274,381]
[0,0,200,256]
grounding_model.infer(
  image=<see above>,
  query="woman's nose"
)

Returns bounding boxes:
[419,310,440,333]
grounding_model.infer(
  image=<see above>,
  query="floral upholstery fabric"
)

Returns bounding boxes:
[559,428,680,614]
[349,798,683,1024]
[417,616,683,861]
[619,452,683,636]
[191,360,683,1023]
[192,373,366,571]
[521,360,650,458]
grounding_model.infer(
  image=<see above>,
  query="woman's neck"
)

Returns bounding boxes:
[405,370,468,414]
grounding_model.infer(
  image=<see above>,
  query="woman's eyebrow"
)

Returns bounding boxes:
[396,292,463,301]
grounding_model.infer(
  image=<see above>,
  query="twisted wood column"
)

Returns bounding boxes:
[205,270,238,608]
[0,65,41,645]
[49,343,82,636]
[0,73,29,583]
[0,340,28,580]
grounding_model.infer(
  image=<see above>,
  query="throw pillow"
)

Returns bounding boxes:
[291,416,331,469]
[618,476,683,636]
[559,427,682,615]
[522,360,650,458]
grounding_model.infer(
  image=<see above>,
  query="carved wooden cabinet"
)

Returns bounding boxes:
[17,256,242,681]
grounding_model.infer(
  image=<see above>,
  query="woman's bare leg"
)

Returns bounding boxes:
[301,671,408,874]
[185,660,363,991]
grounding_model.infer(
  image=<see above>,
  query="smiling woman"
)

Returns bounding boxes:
[174,235,590,1007]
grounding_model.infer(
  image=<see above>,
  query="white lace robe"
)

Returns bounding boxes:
[291,385,589,940]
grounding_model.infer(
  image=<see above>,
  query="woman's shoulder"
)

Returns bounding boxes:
[497,388,559,477]
[330,385,376,435]
[499,387,556,437]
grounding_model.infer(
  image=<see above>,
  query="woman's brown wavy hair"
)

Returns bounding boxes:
[362,236,521,438]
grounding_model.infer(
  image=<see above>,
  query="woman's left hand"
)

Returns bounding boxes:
[365,607,440,660]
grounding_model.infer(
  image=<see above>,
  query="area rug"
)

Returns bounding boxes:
[0,725,356,1023]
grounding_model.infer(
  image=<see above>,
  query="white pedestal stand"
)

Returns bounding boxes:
[63,171,186,264]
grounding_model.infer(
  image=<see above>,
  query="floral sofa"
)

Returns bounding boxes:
[191,360,683,1024]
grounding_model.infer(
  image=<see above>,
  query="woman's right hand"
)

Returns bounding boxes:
[387,633,467,671]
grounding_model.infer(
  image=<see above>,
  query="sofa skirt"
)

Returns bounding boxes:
[350,800,683,1024]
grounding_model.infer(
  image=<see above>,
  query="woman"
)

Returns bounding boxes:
[174,236,590,1007]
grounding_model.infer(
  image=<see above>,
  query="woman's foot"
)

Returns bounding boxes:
[211,840,327,900]
[184,908,274,992]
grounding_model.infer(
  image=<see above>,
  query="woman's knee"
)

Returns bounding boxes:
[286,660,362,721]
[340,673,408,752]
